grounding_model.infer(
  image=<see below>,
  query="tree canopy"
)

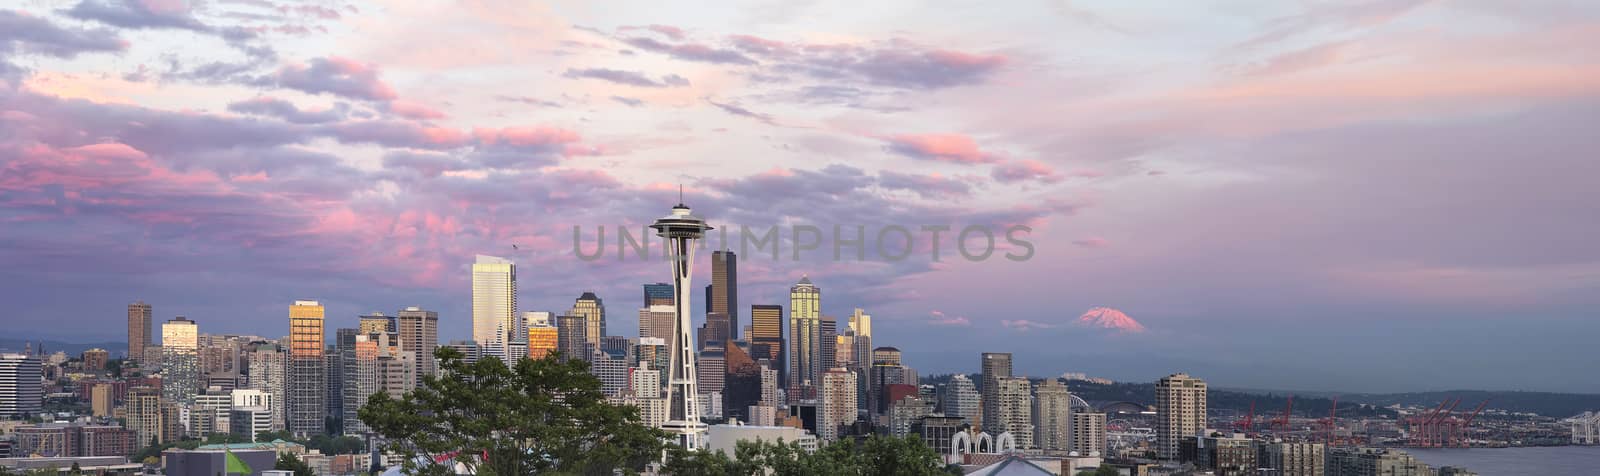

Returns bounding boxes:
[358,347,666,475]
[274,452,316,476]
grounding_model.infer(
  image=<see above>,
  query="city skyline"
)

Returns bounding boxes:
[3,1,1599,395]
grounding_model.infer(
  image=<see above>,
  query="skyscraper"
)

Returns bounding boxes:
[848,308,871,339]
[788,276,820,399]
[708,250,738,340]
[526,312,558,360]
[1034,378,1073,452]
[995,376,1034,448]
[471,255,517,360]
[980,352,1012,433]
[288,300,326,437]
[570,292,606,348]
[246,344,287,431]
[749,304,785,387]
[696,347,725,399]
[643,283,675,306]
[819,367,857,442]
[649,199,712,450]
[638,305,676,342]
[556,315,588,361]
[127,301,152,362]
[1071,412,1107,457]
[1156,373,1208,460]
[396,307,439,383]
[160,316,199,404]
[722,342,762,423]
[0,353,43,418]
[819,317,839,371]
[943,374,981,426]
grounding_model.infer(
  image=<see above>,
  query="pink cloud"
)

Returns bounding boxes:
[473,126,582,147]
[885,133,996,164]
[387,100,447,120]
[928,310,971,327]
[1001,319,1055,330]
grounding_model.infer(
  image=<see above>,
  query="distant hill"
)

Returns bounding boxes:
[921,374,1594,418]
[1338,390,1600,418]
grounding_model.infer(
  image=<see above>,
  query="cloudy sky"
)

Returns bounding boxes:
[3,0,1598,393]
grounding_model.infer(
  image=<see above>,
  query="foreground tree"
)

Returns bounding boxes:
[359,347,667,475]
[274,452,315,476]
[661,435,956,476]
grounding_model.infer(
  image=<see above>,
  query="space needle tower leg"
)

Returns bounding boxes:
[650,198,712,450]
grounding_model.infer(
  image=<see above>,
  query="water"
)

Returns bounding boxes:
[1408,446,1600,475]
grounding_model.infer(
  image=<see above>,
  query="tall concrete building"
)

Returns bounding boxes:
[1070,412,1106,457]
[472,255,517,361]
[980,353,1013,433]
[125,386,168,445]
[788,276,820,399]
[160,316,200,404]
[570,292,606,348]
[643,282,675,307]
[818,317,837,372]
[556,314,589,361]
[649,199,713,449]
[995,376,1034,448]
[0,353,43,418]
[127,301,153,362]
[942,374,981,426]
[819,367,857,443]
[638,305,676,342]
[707,250,737,340]
[1260,442,1325,476]
[749,304,785,387]
[1155,373,1207,460]
[396,307,439,383]
[246,344,287,431]
[1034,378,1073,452]
[288,300,327,437]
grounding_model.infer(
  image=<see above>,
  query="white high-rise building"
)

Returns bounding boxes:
[819,367,858,442]
[1156,373,1207,460]
[1070,412,1106,457]
[943,374,980,426]
[0,354,43,418]
[472,255,517,361]
[996,376,1034,449]
[246,345,287,431]
[161,317,200,404]
[650,200,713,450]
[789,276,821,399]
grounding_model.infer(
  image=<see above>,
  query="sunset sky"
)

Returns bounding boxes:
[3,0,1597,392]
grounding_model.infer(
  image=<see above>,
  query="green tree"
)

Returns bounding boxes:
[359,347,667,475]
[274,452,316,476]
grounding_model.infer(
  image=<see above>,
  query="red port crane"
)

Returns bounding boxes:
[1271,395,1295,432]
[1233,400,1256,434]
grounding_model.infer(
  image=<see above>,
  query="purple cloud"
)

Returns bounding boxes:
[64,0,208,31]
[877,170,973,199]
[622,36,756,65]
[227,97,346,124]
[276,56,398,101]
[704,97,777,125]
[563,68,690,88]
[1,10,127,58]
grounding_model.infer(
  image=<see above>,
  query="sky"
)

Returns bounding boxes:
[2,0,1598,393]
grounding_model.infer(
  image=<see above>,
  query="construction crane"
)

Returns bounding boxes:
[1316,396,1339,445]
[1233,400,1256,434]
[1271,395,1295,432]
[1450,399,1491,447]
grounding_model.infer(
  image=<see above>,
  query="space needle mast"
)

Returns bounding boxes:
[650,191,712,450]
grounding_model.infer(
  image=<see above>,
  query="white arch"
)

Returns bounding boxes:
[976,432,994,453]
[952,431,973,456]
[995,432,1017,453]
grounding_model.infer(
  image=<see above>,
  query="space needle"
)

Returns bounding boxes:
[650,193,712,450]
